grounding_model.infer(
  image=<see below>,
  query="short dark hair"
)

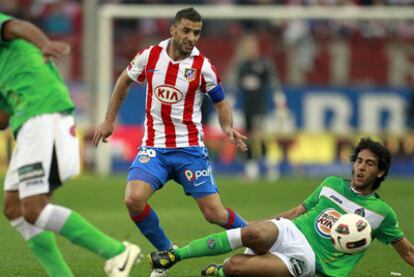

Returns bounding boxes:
[350,137,391,191]
[174,7,202,25]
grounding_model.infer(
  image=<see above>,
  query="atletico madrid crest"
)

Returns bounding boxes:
[184,68,197,82]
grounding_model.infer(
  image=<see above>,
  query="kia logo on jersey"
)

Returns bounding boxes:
[154,85,183,104]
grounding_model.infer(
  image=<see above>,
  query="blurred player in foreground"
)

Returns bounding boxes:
[149,138,414,276]
[0,13,140,277]
[93,7,248,277]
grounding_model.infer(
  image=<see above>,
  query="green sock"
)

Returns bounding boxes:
[59,211,125,259]
[175,232,232,260]
[28,231,73,277]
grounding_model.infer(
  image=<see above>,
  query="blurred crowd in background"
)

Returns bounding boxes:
[1,0,414,176]
[1,0,413,83]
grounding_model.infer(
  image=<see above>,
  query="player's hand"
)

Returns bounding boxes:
[224,127,248,152]
[92,120,114,148]
[41,41,71,62]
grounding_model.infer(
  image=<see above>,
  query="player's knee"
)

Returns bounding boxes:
[223,256,244,275]
[242,223,275,254]
[21,201,45,224]
[242,225,266,245]
[124,193,146,213]
[125,181,152,213]
[22,208,42,224]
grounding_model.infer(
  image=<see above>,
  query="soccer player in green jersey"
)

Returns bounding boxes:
[0,13,141,277]
[149,137,414,276]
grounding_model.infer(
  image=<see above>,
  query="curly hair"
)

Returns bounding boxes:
[174,7,202,25]
[350,137,391,191]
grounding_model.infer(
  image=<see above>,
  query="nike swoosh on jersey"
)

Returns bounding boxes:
[118,248,131,271]
[194,181,207,187]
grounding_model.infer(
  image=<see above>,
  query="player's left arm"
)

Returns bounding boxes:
[248,204,306,225]
[392,238,414,267]
[214,97,247,152]
[272,204,307,220]
[203,58,247,152]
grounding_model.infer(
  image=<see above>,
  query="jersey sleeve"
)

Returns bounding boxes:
[126,47,151,83]
[0,13,13,43]
[302,177,332,210]
[374,207,405,245]
[201,59,222,93]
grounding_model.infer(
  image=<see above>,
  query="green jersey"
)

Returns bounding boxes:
[293,176,404,277]
[0,13,74,134]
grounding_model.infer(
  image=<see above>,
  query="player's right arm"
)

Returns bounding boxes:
[1,16,70,61]
[92,69,133,147]
[92,47,149,147]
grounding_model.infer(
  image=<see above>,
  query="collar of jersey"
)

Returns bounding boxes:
[159,38,200,58]
[347,180,375,197]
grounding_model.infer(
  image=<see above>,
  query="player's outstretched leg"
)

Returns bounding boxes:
[148,230,240,270]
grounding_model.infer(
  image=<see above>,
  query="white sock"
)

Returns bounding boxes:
[10,217,43,241]
[226,228,243,249]
[35,204,72,233]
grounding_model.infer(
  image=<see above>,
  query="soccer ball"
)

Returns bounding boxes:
[330,213,372,254]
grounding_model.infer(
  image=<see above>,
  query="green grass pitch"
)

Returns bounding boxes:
[0,175,413,276]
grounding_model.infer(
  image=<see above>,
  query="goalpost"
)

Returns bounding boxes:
[95,4,414,175]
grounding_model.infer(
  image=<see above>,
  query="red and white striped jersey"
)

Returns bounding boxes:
[127,38,221,148]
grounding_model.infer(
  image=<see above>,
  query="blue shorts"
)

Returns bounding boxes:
[128,147,218,198]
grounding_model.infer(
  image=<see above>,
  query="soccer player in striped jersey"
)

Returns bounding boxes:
[1,13,141,277]
[149,137,414,276]
[93,7,248,277]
